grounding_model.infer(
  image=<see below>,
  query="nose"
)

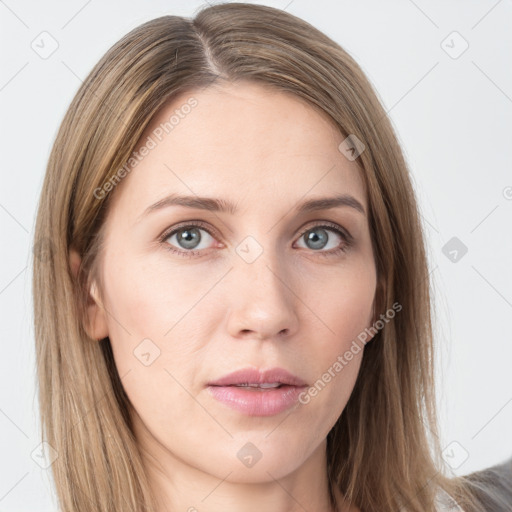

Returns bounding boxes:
[225,249,300,342]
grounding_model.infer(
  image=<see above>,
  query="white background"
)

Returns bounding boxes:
[1,0,511,510]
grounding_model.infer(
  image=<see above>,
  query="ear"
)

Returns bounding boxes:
[69,248,109,341]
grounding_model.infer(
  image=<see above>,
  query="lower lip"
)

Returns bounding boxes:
[207,385,307,416]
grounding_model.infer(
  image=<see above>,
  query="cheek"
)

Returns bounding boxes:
[97,252,188,391]
[292,262,374,415]
[100,260,205,440]
[306,262,376,352]
[101,247,207,341]
[99,248,218,400]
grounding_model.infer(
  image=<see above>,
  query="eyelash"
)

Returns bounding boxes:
[158,220,353,259]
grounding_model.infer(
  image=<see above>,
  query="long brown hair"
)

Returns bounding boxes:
[32,3,485,511]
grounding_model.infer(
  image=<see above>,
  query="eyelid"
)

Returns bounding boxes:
[158,220,219,243]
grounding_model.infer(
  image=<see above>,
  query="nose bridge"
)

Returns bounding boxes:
[235,236,289,303]
[226,234,299,339]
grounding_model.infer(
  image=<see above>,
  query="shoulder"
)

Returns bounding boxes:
[463,456,512,510]
[434,487,466,512]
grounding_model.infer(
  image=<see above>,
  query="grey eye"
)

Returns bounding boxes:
[165,226,215,251]
[297,227,342,251]
[303,228,329,250]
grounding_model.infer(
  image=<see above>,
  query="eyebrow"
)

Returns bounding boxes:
[138,193,366,221]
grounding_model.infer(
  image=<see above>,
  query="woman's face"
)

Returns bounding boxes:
[83,81,377,490]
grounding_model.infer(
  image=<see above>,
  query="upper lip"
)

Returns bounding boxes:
[208,367,308,387]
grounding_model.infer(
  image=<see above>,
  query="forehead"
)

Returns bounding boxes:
[108,80,367,219]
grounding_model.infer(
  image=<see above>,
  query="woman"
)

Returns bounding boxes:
[32,3,488,511]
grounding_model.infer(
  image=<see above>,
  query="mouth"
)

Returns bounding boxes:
[224,382,286,390]
[207,367,308,416]
[207,366,308,388]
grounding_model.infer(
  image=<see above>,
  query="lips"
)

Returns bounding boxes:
[207,367,308,388]
[207,367,308,416]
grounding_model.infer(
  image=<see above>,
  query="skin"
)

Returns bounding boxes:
[70,80,377,512]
